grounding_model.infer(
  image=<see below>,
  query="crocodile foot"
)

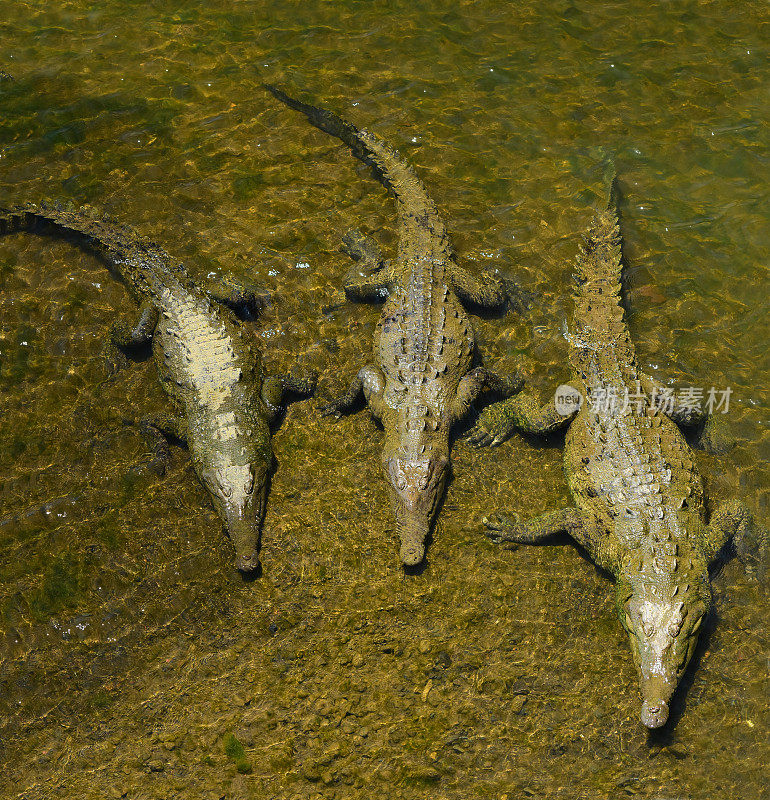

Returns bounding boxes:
[318,399,345,419]
[467,405,516,447]
[481,512,522,548]
[694,414,736,455]
[105,351,128,377]
[102,341,129,377]
[206,275,271,315]
[285,366,318,397]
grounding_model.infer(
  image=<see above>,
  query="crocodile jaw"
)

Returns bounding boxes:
[396,511,430,566]
[383,450,448,566]
[196,459,268,574]
[640,696,671,729]
[638,672,675,728]
[225,502,263,573]
[620,586,707,729]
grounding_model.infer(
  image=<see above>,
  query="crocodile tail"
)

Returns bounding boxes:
[570,167,636,367]
[574,165,622,290]
[265,84,448,246]
[0,203,179,292]
[0,204,130,261]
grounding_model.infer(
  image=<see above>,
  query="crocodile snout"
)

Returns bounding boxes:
[394,493,432,566]
[234,550,261,574]
[640,699,669,729]
[384,451,448,567]
[223,506,262,575]
[399,526,427,566]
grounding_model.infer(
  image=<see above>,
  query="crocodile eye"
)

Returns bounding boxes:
[642,622,655,638]
[625,613,633,630]
[667,621,681,637]
[243,475,254,495]
[691,615,702,634]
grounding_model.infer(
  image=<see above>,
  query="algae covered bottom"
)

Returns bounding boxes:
[1,2,768,799]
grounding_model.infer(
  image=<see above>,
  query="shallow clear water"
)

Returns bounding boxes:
[0,2,768,798]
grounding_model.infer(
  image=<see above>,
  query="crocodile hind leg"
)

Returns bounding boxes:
[319,364,386,420]
[104,301,158,375]
[449,367,524,423]
[468,387,577,447]
[261,368,318,422]
[138,414,188,476]
[639,373,736,453]
[205,275,271,314]
[340,229,394,300]
[703,500,758,574]
[639,374,709,427]
[447,262,506,308]
[482,506,618,572]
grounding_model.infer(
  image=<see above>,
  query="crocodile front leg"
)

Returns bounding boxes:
[447,262,505,308]
[340,229,394,300]
[482,506,618,572]
[319,364,386,420]
[468,387,576,446]
[448,366,524,423]
[138,413,189,475]
[104,301,158,374]
[261,368,318,422]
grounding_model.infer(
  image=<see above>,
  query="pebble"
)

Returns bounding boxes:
[510,695,527,714]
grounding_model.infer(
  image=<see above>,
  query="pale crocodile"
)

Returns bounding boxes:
[0,205,315,572]
[266,85,523,566]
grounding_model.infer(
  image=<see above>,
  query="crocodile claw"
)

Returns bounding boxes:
[481,512,521,544]
[467,425,494,448]
[103,345,129,378]
[318,402,343,420]
[467,420,509,449]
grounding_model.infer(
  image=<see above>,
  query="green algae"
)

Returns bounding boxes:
[223,733,252,775]
[31,557,81,620]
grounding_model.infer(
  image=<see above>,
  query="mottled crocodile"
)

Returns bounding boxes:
[470,177,751,727]
[266,85,523,566]
[0,205,315,572]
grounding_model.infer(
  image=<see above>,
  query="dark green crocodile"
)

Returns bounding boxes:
[267,85,523,566]
[0,205,315,573]
[470,177,751,728]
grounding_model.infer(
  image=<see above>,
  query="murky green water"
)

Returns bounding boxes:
[1,2,768,798]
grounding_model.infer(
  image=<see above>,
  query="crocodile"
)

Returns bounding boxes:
[266,85,523,566]
[0,205,315,573]
[469,176,752,728]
